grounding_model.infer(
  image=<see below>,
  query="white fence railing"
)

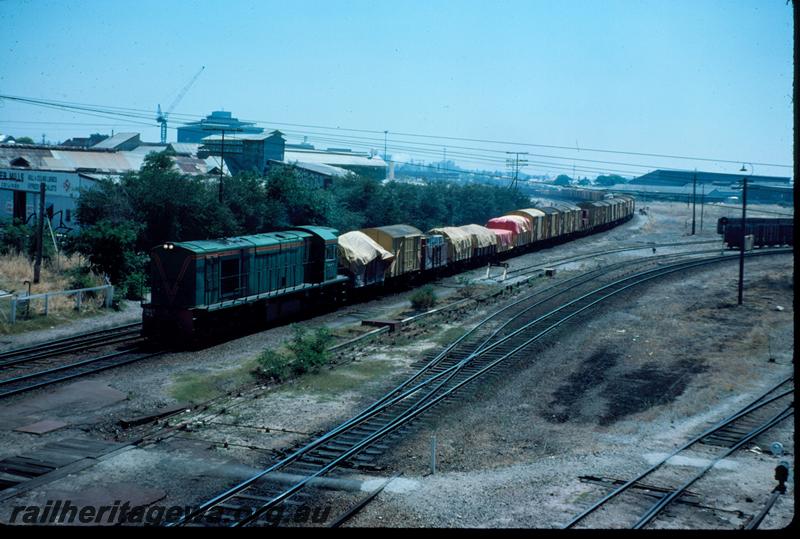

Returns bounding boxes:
[3,284,114,324]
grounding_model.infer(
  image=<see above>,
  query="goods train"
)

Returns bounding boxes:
[717,217,794,249]
[143,195,635,340]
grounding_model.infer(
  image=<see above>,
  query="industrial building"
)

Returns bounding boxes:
[630,169,791,188]
[177,111,264,143]
[198,131,387,181]
[600,169,793,205]
[0,142,217,232]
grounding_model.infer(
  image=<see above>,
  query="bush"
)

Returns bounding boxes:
[0,222,31,255]
[410,285,437,311]
[287,326,332,375]
[67,266,99,290]
[254,349,292,382]
[119,271,147,301]
[252,326,332,382]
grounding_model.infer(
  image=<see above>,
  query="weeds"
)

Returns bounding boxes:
[410,285,437,311]
[253,326,332,382]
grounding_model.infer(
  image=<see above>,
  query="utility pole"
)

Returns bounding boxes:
[202,123,241,204]
[33,183,45,284]
[738,176,748,305]
[691,170,697,235]
[218,129,225,203]
[700,183,705,231]
[506,152,528,190]
[384,130,388,161]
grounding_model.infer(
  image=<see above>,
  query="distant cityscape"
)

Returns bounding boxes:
[0,109,793,234]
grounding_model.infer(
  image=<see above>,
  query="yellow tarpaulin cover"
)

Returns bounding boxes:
[428,226,473,261]
[337,231,395,273]
[458,224,497,249]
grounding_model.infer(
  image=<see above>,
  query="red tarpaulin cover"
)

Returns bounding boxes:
[486,215,530,235]
[491,228,514,249]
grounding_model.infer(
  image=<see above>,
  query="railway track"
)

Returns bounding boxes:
[170,247,791,527]
[563,377,794,529]
[499,238,721,280]
[0,346,164,399]
[0,322,142,368]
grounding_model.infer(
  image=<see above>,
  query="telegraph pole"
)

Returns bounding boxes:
[506,152,528,190]
[202,123,241,204]
[737,163,752,305]
[691,170,697,235]
[700,183,705,231]
[737,176,748,305]
[33,183,45,284]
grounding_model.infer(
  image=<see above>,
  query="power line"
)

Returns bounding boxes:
[1,93,791,170]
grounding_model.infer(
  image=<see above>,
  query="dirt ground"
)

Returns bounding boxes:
[0,200,793,528]
[347,256,794,529]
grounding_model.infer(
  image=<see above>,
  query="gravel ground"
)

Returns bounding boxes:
[0,200,793,529]
[347,255,794,529]
[0,300,142,351]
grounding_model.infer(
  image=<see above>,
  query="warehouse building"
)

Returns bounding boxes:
[0,141,217,232]
[198,131,387,181]
[177,111,264,143]
[596,169,793,205]
[630,169,792,188]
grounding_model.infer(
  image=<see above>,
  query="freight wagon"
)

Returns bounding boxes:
[144,195,635,341]
[717,217,794,249]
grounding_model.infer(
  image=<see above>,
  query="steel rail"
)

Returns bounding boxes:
[177,248,791,527]
[633,405,794,529]
[0,330,143,368]
[563,378,794,528]
[0,348,164,399]
[0,322,142,361]
[392,246,731,402]
[169,248,742,526]
[233,249,793,527]
[503,238,720,278]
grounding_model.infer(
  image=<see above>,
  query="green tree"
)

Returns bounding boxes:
[553,175,573,186]
[595,174,627,186]
[69,221,142,283]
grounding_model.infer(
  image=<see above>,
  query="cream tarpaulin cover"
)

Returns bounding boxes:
[337,231,395,273]
[458,224,497,249]
[428,226,473,261]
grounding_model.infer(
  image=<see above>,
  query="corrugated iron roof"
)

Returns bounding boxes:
[0,145,211,175]
[284,149,387,168]
[91,132,140,149]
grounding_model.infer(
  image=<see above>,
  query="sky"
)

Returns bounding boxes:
[0,0,793,179]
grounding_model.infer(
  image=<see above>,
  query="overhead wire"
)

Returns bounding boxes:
[1,93,791,174]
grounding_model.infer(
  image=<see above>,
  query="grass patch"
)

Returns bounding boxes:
[410,285,437,311]
[434,325,468,346]
[0,252,107,335]
[0,300,107,335]
[282,359,396,401]
[171,358,258,404]
[253,326,332,382]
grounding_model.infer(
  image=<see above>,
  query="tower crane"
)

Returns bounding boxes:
[156,66,205,144]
